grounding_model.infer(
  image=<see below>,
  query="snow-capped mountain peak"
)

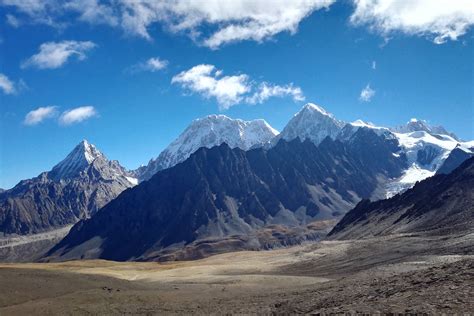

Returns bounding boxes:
[301,102,333,117]
[50,140,105,179]
[350,119,376,128]
[48,140,137,186]
[392,118,458,140]
[134,114,279,181]
[276,103,344,145]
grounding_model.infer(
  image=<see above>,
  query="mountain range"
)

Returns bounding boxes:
[1,103,472,251]
[46,128,406,261]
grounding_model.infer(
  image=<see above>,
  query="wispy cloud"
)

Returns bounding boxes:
[59,106,98,125]
[129,57,169,73]
[359,84,375,102]
[350,0,474,44]
[24,106,58,125]
[22,40,96,69]
[0,73,16,95]
[172,64,304,110]
[246,82,305,104]
[372,60,376,70]
[6,14,21,27]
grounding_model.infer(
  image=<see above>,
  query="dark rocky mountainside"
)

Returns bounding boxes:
[47,128,406,261]
[0,141,135,235]
[328,157,474,240]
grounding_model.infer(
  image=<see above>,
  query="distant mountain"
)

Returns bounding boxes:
[132,104,469,196]
[392,118,459,140]
[134,115,278,181]
[274,103,344,145]
[46,129,406,262]
[0,140,136,235]
[328,157,474,240]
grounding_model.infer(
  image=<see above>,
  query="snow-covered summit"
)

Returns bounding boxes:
[276,103,344,145]
[49,140,137,185]
[134,114,279,181]
[392,118,458,140]
[50,140,105,179]
[351,119,378,129]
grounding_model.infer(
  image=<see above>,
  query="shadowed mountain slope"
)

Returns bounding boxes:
[328,157,474,240]
[47,129,406,261]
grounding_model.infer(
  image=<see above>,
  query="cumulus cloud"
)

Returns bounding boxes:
[359,84,375,102]
[172,64,304,109]
[119,0,335,48]
[24,106,58,125]
[350,0,474,44]
[2,0,334,49]
[22,40,96,69]
[172,64,250,109]
[59,106,97,125]
[0,73,16,94]
[130,57,169,73]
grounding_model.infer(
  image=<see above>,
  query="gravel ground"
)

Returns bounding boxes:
[0,233,472,315]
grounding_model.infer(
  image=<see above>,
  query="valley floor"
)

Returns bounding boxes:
[0,233,473,314]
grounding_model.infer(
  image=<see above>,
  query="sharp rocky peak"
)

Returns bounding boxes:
[49,140,106,179]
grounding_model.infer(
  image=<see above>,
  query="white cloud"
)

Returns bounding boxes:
[130,57,169,73]
[59,106,97,125]
[247,82,305,104]
[65,0,118,26]
[24,106,58,125]
[0,0,63,27]
[0,73,16,94]
[359,84,375,102]
[6,14,21,27]
[372,60,376,70]
[172,64,250,109]
[22,40,96,69]
[1,0,335,49]
[172,64,304,109]
[350,0,474,44]
[119,0,335,48]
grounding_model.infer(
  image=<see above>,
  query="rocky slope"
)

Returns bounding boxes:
[134,115,278,181]
[327,157,474,240]
[0,140,136,235]
[46,128,406,261]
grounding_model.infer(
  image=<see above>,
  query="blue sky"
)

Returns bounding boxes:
[0,0,473,189]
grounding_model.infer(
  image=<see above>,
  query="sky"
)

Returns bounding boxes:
[0,0,473,189]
